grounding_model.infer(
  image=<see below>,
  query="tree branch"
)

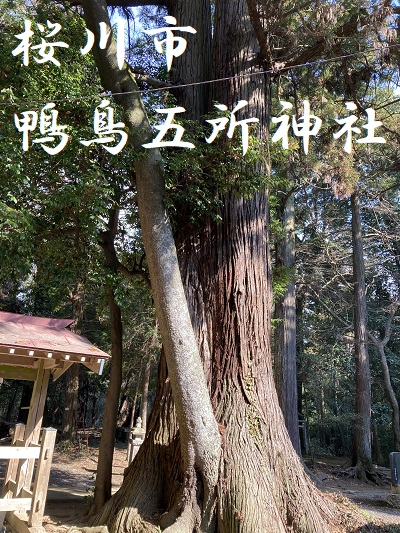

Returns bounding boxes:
[129,65,172,89]
[368,302,400,349]
[117,260,151,287]
[283,0,314,18]
[245,0,273,68]
[306,285,352,330]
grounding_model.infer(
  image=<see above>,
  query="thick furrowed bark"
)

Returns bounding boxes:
[93,354,182,532]
[216,389,335,532]
[176,190,341,533]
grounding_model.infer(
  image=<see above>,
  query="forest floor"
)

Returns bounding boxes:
[1,436,400,532]
[310,456,400,531]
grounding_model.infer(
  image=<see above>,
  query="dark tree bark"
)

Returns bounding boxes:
[350,190,373,478]
[61,365,79,441]
[168,0,211,121]
[274,191,302,455]
[92,205,124,512]
[371,419,384,465]
[117,396,130,427]
[93,284,123,510]
[61,281,85,443]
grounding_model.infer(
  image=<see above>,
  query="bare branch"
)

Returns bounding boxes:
[117,260,151,287]
[306,285,352,330]
[129,66,172,89]
[368,302,400,348]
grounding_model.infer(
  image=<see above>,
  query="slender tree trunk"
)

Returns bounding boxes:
[319,387,326,448]
[274,191,301,455]
[140,353,152,433]
[93,284,123,511]
[351,190,373,477]
[131,361,143,429]
[62,365,79,441]
[296,292,307,453]
[371,419,384,465]
[91,393,97,428]
[118,396,130,427]
[62,281,85,443]
[368,303,400,452]
[92,206,124,512]
[377,343,400,450]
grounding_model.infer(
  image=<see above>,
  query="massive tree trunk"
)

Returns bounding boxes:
[274,191,302,455]
[350,190,373,477]
[84,0,345,531]
[177,192,338,532]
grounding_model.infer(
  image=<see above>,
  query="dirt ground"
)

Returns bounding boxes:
[0,435,128,533]
[311,457,400,531]
[41,436,128,532]
[2,438,400,532]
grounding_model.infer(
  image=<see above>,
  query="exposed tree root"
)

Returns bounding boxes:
[333,466,388,486]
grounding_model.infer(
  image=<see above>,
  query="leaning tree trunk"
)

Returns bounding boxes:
[377,343,400,451]
[82,2,222,531]
[350,190,373,478]
[274,191,302,455]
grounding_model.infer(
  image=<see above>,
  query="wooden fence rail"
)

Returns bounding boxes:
[0,424,57,532]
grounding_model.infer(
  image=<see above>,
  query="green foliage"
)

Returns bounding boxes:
[272,265,293,300]
[162,111,269,228]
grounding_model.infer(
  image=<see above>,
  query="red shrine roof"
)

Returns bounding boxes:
[0,311,110,380]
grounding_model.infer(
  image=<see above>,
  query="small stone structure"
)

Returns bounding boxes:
[127,417,145,464]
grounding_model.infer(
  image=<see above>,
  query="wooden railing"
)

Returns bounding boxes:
[0,423,56,531]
